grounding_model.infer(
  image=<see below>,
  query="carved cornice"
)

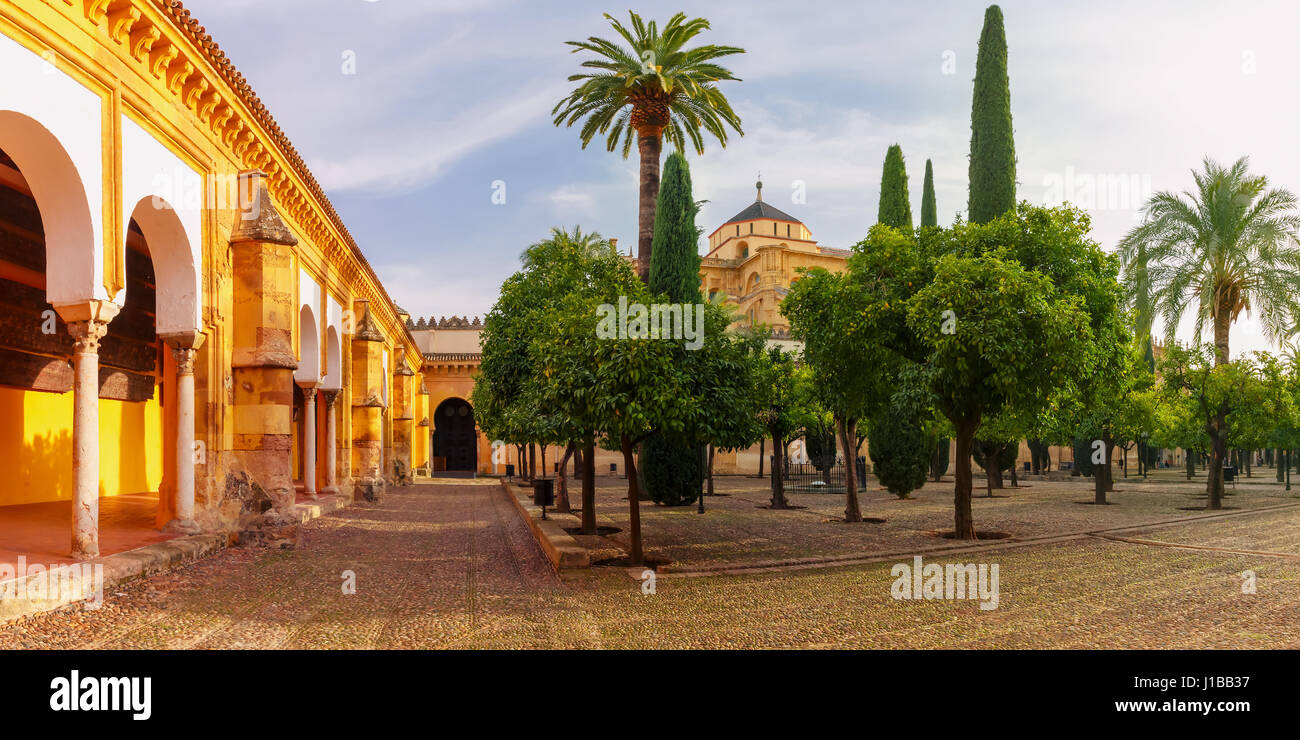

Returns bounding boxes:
[59,0,414,348]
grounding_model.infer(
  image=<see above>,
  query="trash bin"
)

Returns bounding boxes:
[1223,465,1236,483]
[505,463,515,479]
[532,477,554,507]
[855,456,867,483]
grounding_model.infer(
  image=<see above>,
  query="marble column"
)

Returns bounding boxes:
[301,385,318,500]
[165,342,202,533]
[322,390,340,496]
[67,318,110,560]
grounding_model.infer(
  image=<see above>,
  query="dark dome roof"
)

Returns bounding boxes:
[723,199,803,226]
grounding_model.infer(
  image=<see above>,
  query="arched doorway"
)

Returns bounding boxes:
[433,398,476,473]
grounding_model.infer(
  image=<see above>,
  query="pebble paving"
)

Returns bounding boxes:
[1,475,1297,649]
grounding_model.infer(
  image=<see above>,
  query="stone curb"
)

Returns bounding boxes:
[499,480,590,571]
[0,493,349,623]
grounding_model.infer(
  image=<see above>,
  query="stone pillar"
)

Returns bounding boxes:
[229,170,299,519]
[393,357,415,486]
[350,301,386,502]
[322,390,340,496]
[163,333,205,534]
[416,376,430,476]
[65,311,113,560]
[300,384,318,500]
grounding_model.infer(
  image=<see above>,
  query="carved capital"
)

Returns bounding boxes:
[323,390,341,408]
[173,346,199,376]
[67,320,110,355]
[301,385,317,403]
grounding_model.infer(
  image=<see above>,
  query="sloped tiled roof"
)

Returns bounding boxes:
[724,199,803,226]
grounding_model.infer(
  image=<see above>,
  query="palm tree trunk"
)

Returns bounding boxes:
[636,130,663,282]
[1213,310,1231,366]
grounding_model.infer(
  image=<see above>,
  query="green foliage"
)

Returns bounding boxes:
[931,437,950,479]
[1027,439,1051,472]
[1072,437,1097,476]
[868,405,931,498]
[907,250,1089,426]
[473,227,615,449]
[920,159,938,228]
[877,144,913,231]
[649,152,703,303]
[552,11,744,157]
[644,151,705,505]
[972,438,1018,475]
[968,4,1016,224]
[1118,156,1300,361]
[793,202,1117,536]
[642,435,702,506]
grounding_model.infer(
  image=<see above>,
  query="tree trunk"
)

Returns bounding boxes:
[580,440,597,535]
[1186,449,1196,479]
[1278,448,1285,483]
[769,429,788,509]
[757,438,765,479]
[540,444,547,479]
[527,444,535,480]
[840,417,862,523]
[953,418,978,539]
[636,130,663,282]
[1207,412,1227,510]
[554,443,575,514]
[707,444,715,496]
[621,435,644,566]
[1105,438,1115,492]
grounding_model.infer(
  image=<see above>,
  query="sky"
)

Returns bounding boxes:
[186,0,1300,357]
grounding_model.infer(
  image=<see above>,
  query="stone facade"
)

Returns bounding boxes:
[0,0,428,556]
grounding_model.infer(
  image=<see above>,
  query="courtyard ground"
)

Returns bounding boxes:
[1,473,1297,649]
[566,466,1300,571]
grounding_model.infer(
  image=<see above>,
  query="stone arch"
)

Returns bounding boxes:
[295,304,320,385]
[432,397,476,472]
[323,326,342,391]
[0,111,98,307]
[128,196,200,336]
[0,34,105,306]
[120,117,203,333]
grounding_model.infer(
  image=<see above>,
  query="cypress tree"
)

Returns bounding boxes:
[877,144,912,230]
[649,152,702,302]
[644,151,703,506]
[920,159,938,228]
[968,4,1016,224]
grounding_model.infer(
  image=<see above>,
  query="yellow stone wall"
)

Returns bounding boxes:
[0,1,424,522]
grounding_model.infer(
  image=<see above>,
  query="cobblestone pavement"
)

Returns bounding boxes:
[2,479,1298,649]
[575,468,1300,570]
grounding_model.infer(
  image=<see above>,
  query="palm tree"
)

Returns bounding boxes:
[1118,156,1300,366]
[552,12,744,281]
[1119,156,1300,507]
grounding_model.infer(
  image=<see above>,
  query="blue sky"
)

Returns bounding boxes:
[188,0,1300,355]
